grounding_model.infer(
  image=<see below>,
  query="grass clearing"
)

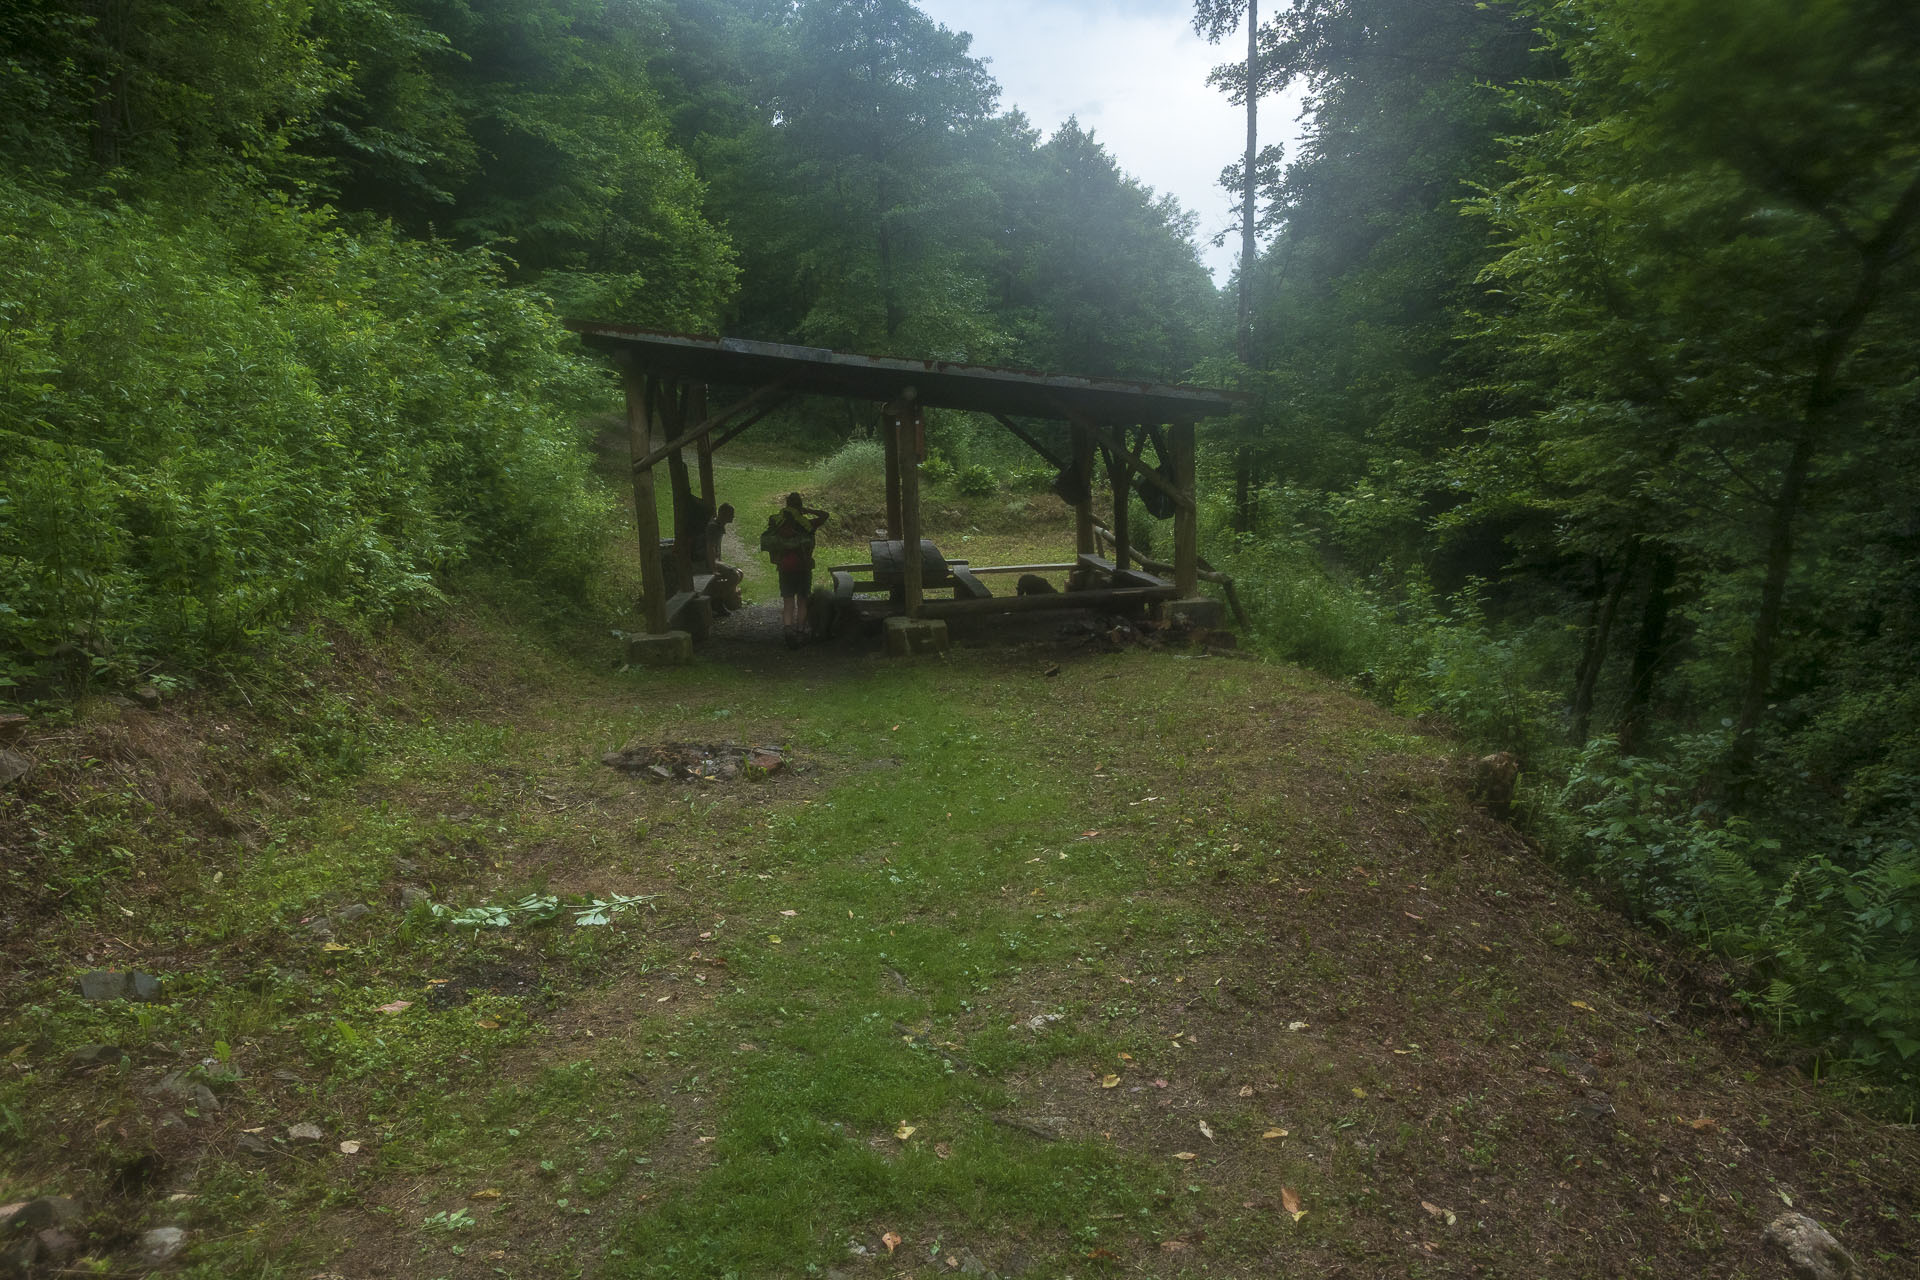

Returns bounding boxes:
[5,469,1920,1278]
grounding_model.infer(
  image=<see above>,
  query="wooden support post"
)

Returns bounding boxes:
[1072,421,1096,558]
[882,411,903,538]
[1171,420,1198,598]
[666,384,696,593]
[692,384,715,514]
[1107,433,1131,577]
[622,364,669,635]
[897,402,923,617]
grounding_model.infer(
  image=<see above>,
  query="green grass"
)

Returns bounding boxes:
[7,483,1920,1279]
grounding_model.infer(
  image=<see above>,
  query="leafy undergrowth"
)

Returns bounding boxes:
[3,591,1919,1280]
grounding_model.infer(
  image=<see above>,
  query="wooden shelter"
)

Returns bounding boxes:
[567,322,1237,640]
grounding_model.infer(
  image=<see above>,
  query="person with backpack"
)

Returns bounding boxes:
[760,492,828,648]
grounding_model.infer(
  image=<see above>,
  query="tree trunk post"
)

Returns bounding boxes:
[691,384,715,514]
[897,400,923,617]
[1171,420,1199,597]
[665,386,695,595]
[883,410,904,538]
[621,362,669,636]
[1073,422,1096,558]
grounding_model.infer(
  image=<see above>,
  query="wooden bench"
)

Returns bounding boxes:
[949,565,992,600]
[664,590,712,639]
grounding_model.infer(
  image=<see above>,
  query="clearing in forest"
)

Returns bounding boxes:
[2,464,1916,1279]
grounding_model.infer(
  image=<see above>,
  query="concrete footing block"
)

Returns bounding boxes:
[883,616,949,657]
[1168,597,1228,629]
[624,631,695,667]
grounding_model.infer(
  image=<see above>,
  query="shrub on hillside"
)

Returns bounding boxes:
[0,184,607,692]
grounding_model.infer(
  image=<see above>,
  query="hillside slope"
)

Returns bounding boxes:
[2,592,1916,1279]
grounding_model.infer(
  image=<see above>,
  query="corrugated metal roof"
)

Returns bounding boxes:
[565,321,1238,423]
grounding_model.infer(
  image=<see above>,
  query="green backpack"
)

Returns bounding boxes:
[760,514,812,571]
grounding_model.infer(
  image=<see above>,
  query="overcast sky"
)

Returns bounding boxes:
[912,0,1307,285]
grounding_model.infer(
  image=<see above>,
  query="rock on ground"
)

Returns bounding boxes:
[1765,1212,1855,1280]
[140,1226,187,1265]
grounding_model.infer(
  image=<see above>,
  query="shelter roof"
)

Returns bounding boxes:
[566,322,1236,423]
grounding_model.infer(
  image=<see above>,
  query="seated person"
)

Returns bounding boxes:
[702,502,744,613]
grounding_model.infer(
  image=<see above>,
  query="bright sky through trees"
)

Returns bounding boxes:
[913,0,1306,283]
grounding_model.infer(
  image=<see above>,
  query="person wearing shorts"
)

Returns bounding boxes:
[762,492,828,647]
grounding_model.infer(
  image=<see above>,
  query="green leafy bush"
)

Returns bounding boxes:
[954,465,997,497]
[0,183,607,690]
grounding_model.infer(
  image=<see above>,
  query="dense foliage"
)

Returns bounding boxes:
[1,0,1221,694]
[1216,0,1920,1087]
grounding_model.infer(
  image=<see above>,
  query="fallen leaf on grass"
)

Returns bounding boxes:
[1198,1120,1215,1141]
[1281,1186,1307,1221]
[1570,1000,1594,1011]
[1087,1247,1120,1261]
[1159,1241,1190,1253]
[321,943,351,953]
[338,1141,361,1155]
[1351,1086,1367,1099]
[1117,1052,1132,1061]
[1421,1200,1457,1226]
[475,1019,500,1029]
[376,1000,411,1015]
[882,1232,902,1255]
[698,931,713,940]
[1172,1151,1198,1161]
[1238,1085,1254,1097]
[1101,1075,1120,1089]
[894,1122,917,1140]
[1687,1115,1718,1132]
[470,1188,502,1201]
[1287,1021,1309,1032]
[1262,1128,1290,1139]
[767,935,781,944]
[934,1142,951,1159]
[1152,1079,1168,1088]
[779,910,797,917]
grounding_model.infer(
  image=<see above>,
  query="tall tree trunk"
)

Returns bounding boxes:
[1571,542,1639,745]
[1618,548,1676,755]
[1725,170,1920,785]
[1231,0,1260,535]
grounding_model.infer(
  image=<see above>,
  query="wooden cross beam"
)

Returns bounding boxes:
[632,379,795,473]
[1054,406,1192,512]
[989,414,1068,471]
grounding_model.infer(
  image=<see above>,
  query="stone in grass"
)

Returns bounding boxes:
[68,1044,129,1070]
[34,1229,78,1267]
[1,1198,82,1233]
[141,1226,188,1265]
[76,970,164,1002]
[1764,1213,1856,1280]
[287,1123,324,1144]
[0,749,29,788]
[334,903,372,924]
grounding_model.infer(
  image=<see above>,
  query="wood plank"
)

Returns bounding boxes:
[1072,421,1096,557]
[950,566,992,600]
[1056,409,1193,512]
[883,412,902,537]
[990,413,1067,470]
[916,585,1178,619]
[632,380,794,472]
[898,407,924,616]
[1171,420,1198,597]
[623,365,670,635]
[964,563,1077,575]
